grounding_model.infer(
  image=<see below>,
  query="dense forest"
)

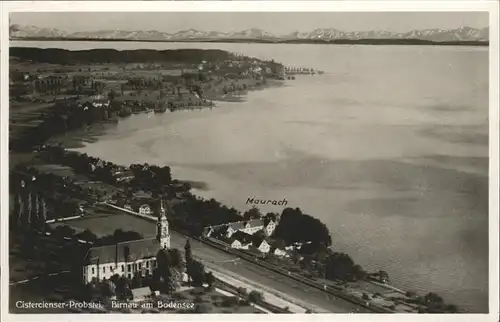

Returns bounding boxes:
[273,207,332,247]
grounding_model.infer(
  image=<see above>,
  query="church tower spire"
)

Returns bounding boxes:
[156,198,170,249]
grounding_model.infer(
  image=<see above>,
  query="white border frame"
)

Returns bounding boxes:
[1,1,498,322]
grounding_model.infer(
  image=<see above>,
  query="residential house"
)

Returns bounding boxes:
[252,66,262,74]
[131,287,153,301]
[273,248,289,258]
[204,224,231,239]
[202,226,215,238]
[124,204,133,211]
[263,219,277,236]
[256,240,271,254]
[229,231,253,250]
[239,219,264,235]
[114,170,135,183]
[139,204,152,216]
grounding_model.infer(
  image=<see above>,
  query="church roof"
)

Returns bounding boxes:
[83,238,161,265]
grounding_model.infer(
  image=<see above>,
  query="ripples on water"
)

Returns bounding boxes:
[12,41,489,312]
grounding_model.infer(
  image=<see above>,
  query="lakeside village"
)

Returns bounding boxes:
[9,48,458,314]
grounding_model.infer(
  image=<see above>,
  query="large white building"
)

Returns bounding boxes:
[82,200,170,284]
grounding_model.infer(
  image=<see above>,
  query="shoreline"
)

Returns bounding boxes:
[9,48,468,313]
[10,37,489,47]
[22,83,464,314]
[45,77,286,150]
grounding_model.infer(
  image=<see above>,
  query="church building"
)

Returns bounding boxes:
[82,200,171,284]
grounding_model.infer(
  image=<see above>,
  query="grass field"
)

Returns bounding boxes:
[9,233,77,282]
[51,211,156,238]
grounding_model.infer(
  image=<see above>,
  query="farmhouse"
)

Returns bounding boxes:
[256,239,271,253]
[229,231,254,250]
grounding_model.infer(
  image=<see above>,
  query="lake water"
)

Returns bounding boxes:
[12,41,489,312]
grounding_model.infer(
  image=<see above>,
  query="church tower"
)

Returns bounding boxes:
[156,199,170,249]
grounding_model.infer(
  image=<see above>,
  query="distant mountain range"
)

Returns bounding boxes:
[9,24,489,44]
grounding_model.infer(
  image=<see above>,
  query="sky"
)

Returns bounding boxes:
[10,12,489,34]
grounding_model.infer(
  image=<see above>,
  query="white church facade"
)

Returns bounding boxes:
[82,200,171,284]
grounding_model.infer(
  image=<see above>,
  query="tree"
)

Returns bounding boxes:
[13,194,23,228]
[273,207,331,249]
[243,206,261,220]
[273,238,286,250]
[156,248,171,271]
[194,303,211,313]
[112,229,143,243]
[248,290,263,303]
[39,197,47,230]
[233,288,246,300]
[167,267,181,293]
[52,225,76,239]
[324,252,356,281]
[108,89,116,101]
[116,276,132,300]
[26,193,33,230]
[76,229,98,243]
[34,193,40,227]
[423,292,444,306]
[188,260,205,287]
[406,291,417,299]
[110,274,120,286]
[444,304,458,313]
[131,273,143,289]
[153,248,180,294]
[252,230,266,247]
[204,272,215,289]
[184,239,192,265]
[264,212,278,223]
[299,257,313,271]
[352,264,367,281]
[168,248,183,269]
[378,270,390,283]
[101,279,117,299]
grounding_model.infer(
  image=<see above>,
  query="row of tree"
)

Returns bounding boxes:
[9,166,91,228]
[33,77,65,94]
[10,192,48,232]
